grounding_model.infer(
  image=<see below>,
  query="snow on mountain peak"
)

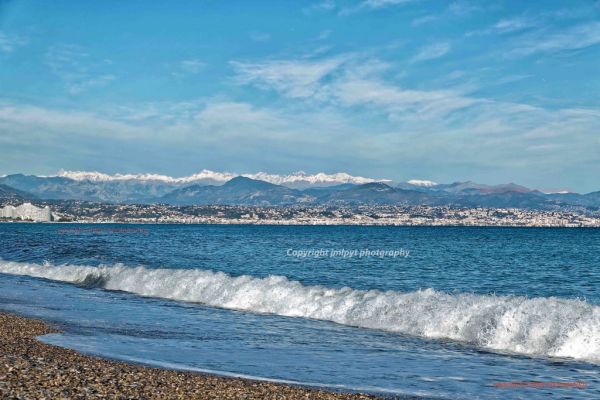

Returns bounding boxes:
[56,169,391,187]
[542,189,572,195]
[407,179,438,187]
[57,169,237,184]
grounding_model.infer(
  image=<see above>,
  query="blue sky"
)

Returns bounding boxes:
[1,0,600,192]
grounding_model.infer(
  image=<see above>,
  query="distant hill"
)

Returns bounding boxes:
[432,181,533,194]
[301,183,356,197]
[317,182,434,206]
[161,176,314,206]
[446,191,555,210]
[0,184,35,200]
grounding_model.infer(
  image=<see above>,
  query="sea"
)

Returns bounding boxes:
[1,223,600,399]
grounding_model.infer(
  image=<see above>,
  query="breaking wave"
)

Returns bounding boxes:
[2,260,600,363]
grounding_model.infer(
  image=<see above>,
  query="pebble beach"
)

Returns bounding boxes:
[0,312,384,399]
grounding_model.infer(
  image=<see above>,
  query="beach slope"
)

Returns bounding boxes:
[0,312,381,399]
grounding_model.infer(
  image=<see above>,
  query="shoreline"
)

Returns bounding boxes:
[0,312,384,399]
[2,220,600,228]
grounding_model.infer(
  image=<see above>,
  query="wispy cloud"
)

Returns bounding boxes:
[466,16,538,37]
[0,99,288,146]
[333,78,478,120]
[411,15,438,26]
[302,0,335,15]
[0,32,27,53]
[230,56,347,98]
[45,44,115,94]
[412,1,488,29]
[317,30,332,40]
[227,51,600,160]
[180,59,205,73]
[509,21,600,57]
[447,1,483,16]
[172,59,206,78]
[249,31,270,42]
[494,17,538,34]
[192,101,285,140]
[2,76,599,187]
[411,42,451,62]
[231,53,475,120]
[339,0,415,15]
[0,102,141,140]
[358,0,414,8]
[0,98,368,175]
[68,75,115,94]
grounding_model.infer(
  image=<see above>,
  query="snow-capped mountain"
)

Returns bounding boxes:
[56,169,237,185]
[1,171,599,210]
[406,179,438,187]
[0,170,394,203]
[56,169,391,188]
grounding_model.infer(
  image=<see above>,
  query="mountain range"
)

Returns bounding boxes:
[0,170,598,211]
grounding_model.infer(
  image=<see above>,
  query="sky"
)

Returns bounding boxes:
[1,0,600,192]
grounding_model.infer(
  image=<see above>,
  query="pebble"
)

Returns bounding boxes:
[0,312,393,399]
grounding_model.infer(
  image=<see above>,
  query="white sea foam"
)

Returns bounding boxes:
[2,260,600,362]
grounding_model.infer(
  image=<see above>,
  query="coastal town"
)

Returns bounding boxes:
[2,201,599,227]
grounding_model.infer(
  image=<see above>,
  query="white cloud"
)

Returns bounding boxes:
[411,42,451,62]
[68,74,115,94]
[0,102,142,140]
[2,88,599,189]
[508,21,600,57]
[45,44,88,75]
[302,0,335,15]
[0,97,371,176]
[466,16,539,37]
[180,59,205,73]
[412,15,438,26]
[333,78,477,120]
[45,44,116,94]
[230,56,347,98]
[358,0,413,8]
[0,99,306,145]
[193,101,283,138]
[447,1,482,16]
[227,51,600,174]
[339,0,415,15]
[231,53,476,120]
[172,59,206,78]
[494,17,537,33]
[0,32,27,53]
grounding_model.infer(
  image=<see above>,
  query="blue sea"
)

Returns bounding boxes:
[1,224,600,399]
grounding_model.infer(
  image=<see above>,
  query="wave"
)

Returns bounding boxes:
[2,260,600,362]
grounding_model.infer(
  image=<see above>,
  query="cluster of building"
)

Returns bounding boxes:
[0,203,55,222]
[41,202,600,227]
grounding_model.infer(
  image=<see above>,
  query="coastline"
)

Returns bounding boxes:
[0,312,383,399]
[4,200,600,227]
[2,220,600,228]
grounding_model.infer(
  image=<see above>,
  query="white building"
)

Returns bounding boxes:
[1,205,16,219]
[0,203,53,222]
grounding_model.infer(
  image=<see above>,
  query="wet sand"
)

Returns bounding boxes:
[0,312,386,399]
